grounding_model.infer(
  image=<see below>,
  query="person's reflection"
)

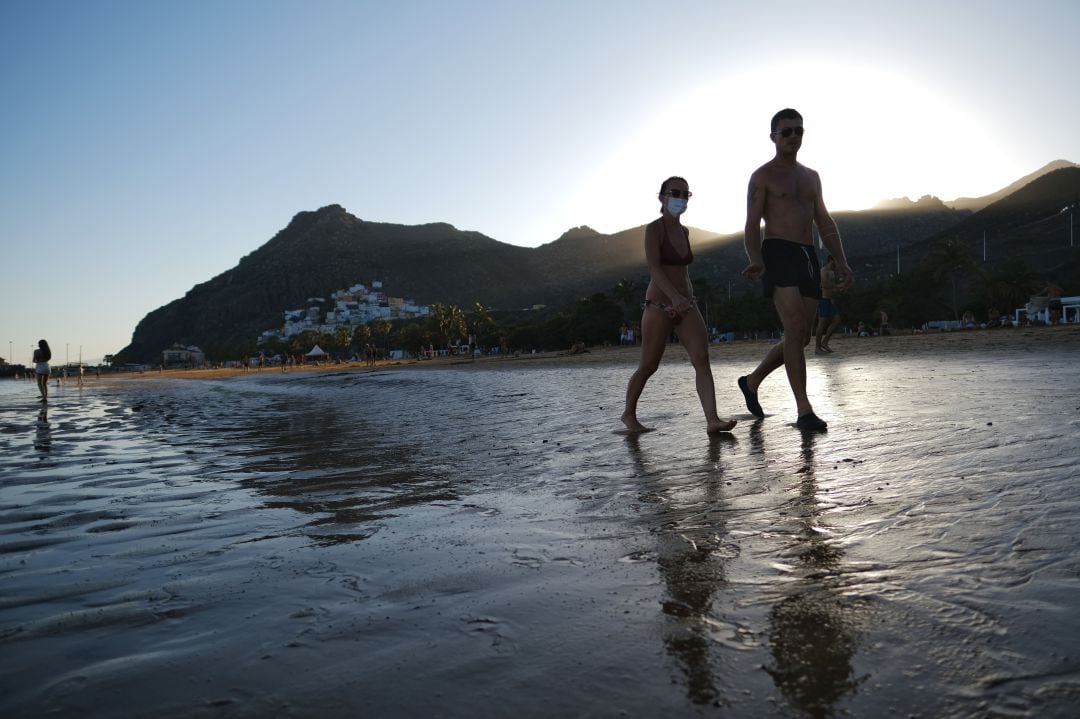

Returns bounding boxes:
[34,406,51,452]
[766,431,860,717]
[626,433,737,705]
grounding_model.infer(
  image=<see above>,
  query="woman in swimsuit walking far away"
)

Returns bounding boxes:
[622,176,738,434]
[33,339,52,403]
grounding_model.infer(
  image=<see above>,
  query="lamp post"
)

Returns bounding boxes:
[1062,203,1077,247]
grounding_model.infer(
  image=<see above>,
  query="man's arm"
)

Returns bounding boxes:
[812,172,854,290]
[743,172,767,280]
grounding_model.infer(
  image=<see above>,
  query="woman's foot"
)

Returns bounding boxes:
[621,412,652,433]
[707,418,737,433]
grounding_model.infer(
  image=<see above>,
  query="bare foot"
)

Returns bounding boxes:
[822,344,834,353]
[707,418,737,434]
[621,412,652,433]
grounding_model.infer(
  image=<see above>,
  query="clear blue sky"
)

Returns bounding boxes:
[2,0,1078,364]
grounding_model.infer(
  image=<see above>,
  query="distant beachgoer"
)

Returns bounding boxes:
[878,310,890,335]
[857,321,869,337]
[1039,281,1064,324]
[738,109,854,432]
[33,339,51,402]
[77,364,85,387]
[814,255,841,354]
[622,176,737,434]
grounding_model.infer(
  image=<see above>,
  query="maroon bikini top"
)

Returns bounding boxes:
[659,224,693,265]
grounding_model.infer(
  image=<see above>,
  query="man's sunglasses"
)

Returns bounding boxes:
[773,126,805,138]
[665,189,692,199]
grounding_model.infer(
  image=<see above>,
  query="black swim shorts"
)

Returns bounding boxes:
[762,237,822,300]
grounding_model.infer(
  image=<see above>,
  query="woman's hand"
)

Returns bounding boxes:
[669,294,693,318]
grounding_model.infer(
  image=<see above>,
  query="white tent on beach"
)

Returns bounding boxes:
[305,344,328,357]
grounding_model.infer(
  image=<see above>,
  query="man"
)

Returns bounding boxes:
[738,109,855,431]
[815,255,841,354]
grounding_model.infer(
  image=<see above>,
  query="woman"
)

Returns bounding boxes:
[622,177,737,434]
[33,339,52,402]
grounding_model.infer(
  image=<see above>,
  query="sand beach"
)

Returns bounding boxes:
[2,326,1080,717]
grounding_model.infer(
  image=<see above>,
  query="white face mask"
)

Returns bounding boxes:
[666,197,688,216]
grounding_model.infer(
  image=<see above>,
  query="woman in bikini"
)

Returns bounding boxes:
[622,177,737,434]
[33,339,52,402]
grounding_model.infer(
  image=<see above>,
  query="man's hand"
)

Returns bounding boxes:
[834,263,855,290]
[743,262,764,281]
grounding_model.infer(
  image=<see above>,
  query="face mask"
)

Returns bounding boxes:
[667,197,688,216]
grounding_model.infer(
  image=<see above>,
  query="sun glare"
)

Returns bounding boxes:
[574,62,1018,237]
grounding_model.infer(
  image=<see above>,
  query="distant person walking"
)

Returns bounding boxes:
[622,176,738,434]
[738,109,854,431]
[815,255,842,353]
[33,339,51,402]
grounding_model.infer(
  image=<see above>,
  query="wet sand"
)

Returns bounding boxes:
[3,327,1080,717]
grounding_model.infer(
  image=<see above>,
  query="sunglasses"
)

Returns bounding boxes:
[665,189,692,199]
[773,126,805,138]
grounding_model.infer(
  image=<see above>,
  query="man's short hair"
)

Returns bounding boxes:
[771,108,803,133]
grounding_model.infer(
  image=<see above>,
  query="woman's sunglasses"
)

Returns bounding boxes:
[665,189,692,199]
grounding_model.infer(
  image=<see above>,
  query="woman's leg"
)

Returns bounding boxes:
[37,372,48,401]
[622,307,670,431]
[677,308,736,433]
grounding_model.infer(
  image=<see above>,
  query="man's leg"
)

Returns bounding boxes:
[815,311,827,352]
[772,288,818,417]
[823,315,840,348]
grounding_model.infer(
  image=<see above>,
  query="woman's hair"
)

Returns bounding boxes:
[658,176,687,197]
[38,339,51,361]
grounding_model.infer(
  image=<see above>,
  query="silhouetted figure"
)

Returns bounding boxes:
[33,339,51,402]
[623,176,737,435]
[738,109,855,432]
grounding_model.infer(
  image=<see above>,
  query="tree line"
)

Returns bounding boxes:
[200,239,1077,363]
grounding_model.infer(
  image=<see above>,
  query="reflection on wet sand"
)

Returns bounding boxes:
[33,406,50,452]
[765,431,861,717]
[124,387,459,546]
[627,433,741,705]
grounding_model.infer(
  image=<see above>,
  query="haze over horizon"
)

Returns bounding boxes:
[3,1,1079,363]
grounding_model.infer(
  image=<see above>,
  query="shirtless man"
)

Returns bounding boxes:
[814,255,841,353]
[738,109,854,431]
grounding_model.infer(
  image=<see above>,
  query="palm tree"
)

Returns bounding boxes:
[926,238,975,320]
[468,302,495,345]
[334,326,352,356]
[611,277,639,321]
[975,258,1041,317]
[368,318,393,357]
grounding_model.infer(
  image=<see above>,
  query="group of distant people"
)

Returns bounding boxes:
[622,108,854,435]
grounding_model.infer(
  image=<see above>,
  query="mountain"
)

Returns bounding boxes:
[851,166,1080,283]
[873,195,950,211]
[946,160,1078,211]
[125,207,540,362]
[122,166,1080,362]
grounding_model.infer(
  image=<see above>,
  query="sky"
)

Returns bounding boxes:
[2,0,1079,364]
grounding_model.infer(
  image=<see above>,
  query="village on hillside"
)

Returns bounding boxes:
[256,280,430,346]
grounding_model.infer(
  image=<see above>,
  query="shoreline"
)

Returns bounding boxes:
[99,323,1080,381]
